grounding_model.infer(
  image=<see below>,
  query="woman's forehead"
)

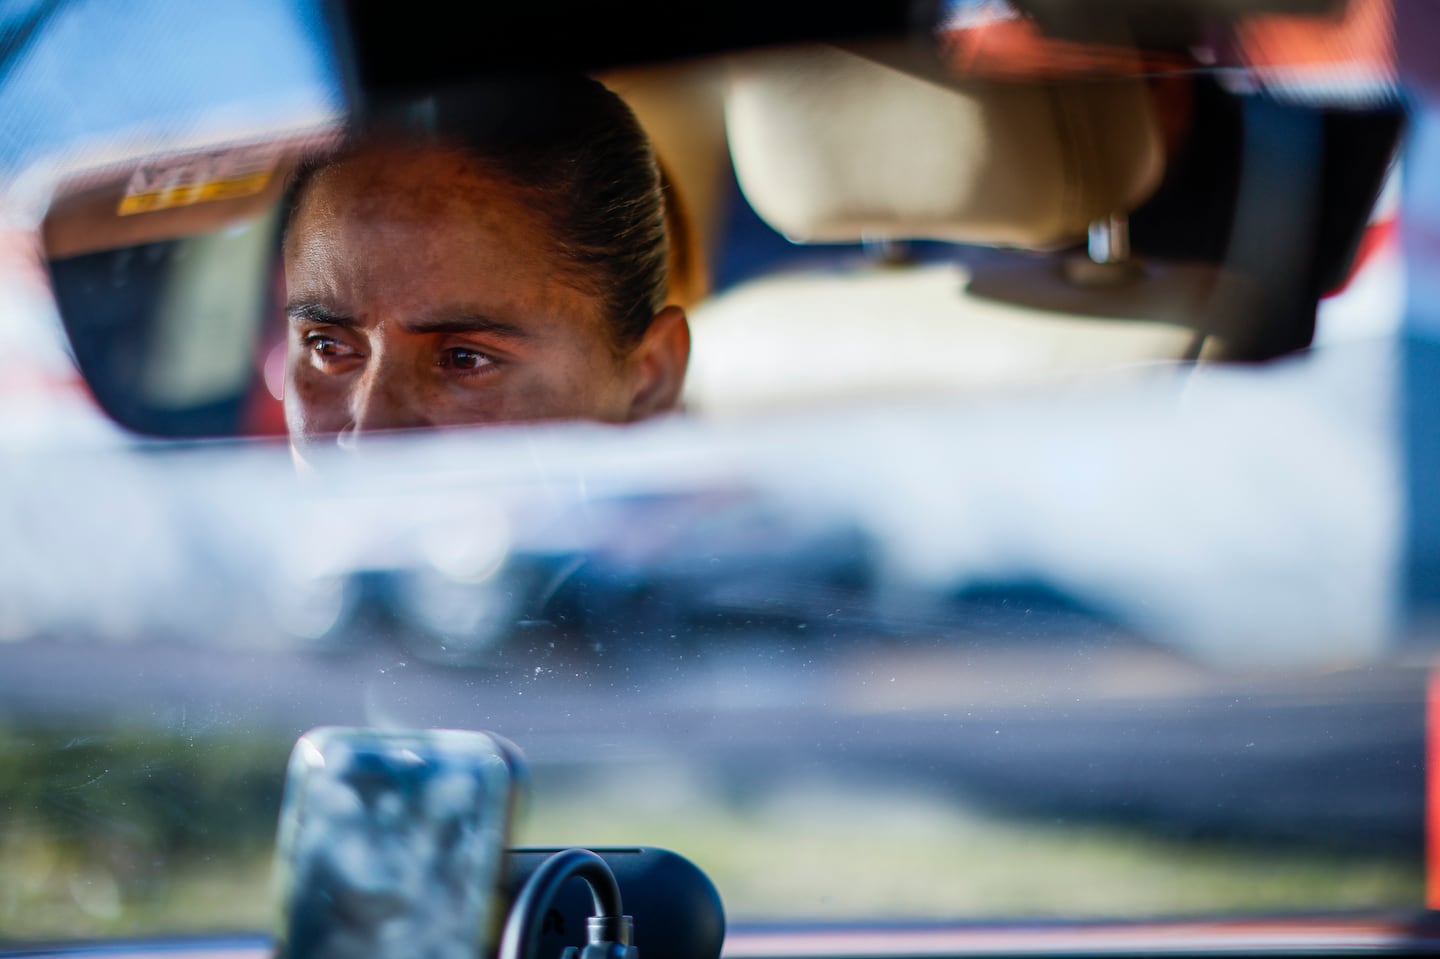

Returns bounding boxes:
[284,145,607,333]
[304,144,521,220]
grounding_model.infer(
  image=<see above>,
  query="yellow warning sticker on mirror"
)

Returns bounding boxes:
[118,146,278,216]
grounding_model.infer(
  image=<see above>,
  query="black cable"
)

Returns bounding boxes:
[499,848,635,959]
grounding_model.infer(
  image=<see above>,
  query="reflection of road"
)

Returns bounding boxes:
[0,637,1424,853]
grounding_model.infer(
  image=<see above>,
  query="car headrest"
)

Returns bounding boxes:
[724,43,1166,248]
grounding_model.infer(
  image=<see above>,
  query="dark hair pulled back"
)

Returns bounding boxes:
[285,73,669,351]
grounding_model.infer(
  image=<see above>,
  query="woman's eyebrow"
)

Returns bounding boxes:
[284,304,531,341]
[403,313,533,340]
[286,302,355,327]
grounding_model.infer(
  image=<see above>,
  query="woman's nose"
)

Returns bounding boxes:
[342,356,434,444]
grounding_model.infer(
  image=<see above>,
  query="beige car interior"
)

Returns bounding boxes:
[607,43,1262,417]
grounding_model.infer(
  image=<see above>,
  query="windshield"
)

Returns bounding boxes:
[2,0,1436,950]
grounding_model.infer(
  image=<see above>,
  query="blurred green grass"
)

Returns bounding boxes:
[0,726,1423,941]
[519,775,1423,919]
[0,725,290,938]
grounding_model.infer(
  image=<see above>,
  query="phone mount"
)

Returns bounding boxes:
[504,847,725,959]
[271,727,725,959]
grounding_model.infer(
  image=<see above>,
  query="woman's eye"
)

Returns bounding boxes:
[308,336,343,357]
[439,348,495,373]
[302,334,361,369]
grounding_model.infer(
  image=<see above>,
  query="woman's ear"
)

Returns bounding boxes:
[626,305,691,420]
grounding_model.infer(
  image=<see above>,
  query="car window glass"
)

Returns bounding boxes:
[3,0,1432,946]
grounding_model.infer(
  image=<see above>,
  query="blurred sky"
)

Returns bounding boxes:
[0,0,344,214]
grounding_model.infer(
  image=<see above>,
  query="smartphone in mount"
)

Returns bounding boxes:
[271,727,526,959]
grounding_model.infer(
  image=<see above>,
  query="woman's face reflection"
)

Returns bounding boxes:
[282,145,683,456]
